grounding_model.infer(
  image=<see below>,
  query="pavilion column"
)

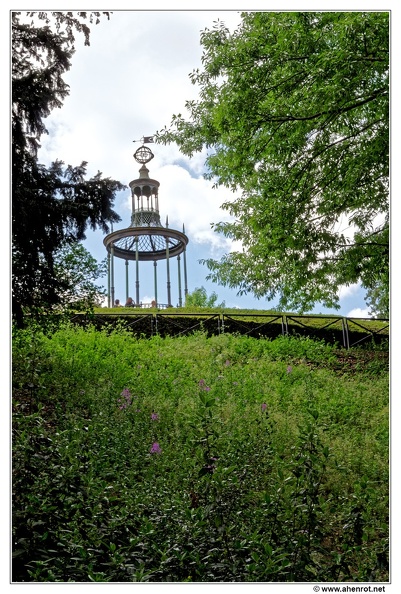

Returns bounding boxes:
[154,261,158,306]
[111,245,115,307]
[183,225,188,301]
[177,254,182,307]
[125,260,129,303]
[183,249,188,301]
[107,251,111,308]
[166,217,171,306]
[135,239,140,306]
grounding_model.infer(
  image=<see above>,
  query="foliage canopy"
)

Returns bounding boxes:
[157,11,389,313]
[12,11,124,325]
[52,242,107,311]
[185,285,225,308]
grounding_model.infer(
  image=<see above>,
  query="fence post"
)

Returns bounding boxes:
[221,313,225,334]
[154,313,158,336]
[342,317,350,349]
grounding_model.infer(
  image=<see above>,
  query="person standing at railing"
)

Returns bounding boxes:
[125,297,134,307]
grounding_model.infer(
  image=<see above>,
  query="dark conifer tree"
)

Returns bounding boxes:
[12,11,125,325]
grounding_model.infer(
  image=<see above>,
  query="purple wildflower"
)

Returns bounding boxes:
[117,388,132,410]
[150,442,162,454]
[204,456,219,473]
[225,360,231,366]
[151,412,159,421]
[199,379,211,391]
[287,366,293,374]
[204,465,215,473]
[261,402,268,412]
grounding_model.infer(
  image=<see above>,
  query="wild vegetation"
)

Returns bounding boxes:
[12,323,389,582]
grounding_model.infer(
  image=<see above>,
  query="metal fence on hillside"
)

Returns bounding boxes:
[69,312,389,349]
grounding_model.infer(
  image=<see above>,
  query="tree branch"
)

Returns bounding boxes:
[260,88,387,123]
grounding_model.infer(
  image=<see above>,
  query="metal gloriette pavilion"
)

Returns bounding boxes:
[103,140,189,308]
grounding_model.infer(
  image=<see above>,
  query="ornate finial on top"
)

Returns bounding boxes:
[133,136,155,164]
[133,145,154,164]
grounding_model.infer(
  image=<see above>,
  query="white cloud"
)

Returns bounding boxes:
[347,307,370,318]
[99,295,108,307]
[338,283,361,300]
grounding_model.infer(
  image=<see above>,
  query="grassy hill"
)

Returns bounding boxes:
[12,323,389,582]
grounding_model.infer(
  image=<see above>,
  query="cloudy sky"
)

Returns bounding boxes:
[22,5,389,316]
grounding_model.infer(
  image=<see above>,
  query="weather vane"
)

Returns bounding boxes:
[133,135,155,164]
